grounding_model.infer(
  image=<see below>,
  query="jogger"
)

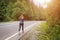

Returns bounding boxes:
[19,14,24,33]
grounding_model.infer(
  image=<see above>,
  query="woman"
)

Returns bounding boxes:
[19,14,24,33]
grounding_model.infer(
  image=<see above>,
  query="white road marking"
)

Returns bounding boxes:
[5,32,18,40]
[5,22,39,40]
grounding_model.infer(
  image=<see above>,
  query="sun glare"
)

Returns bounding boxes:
[33,0,51,8]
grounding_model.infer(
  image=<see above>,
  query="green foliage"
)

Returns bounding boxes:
[37,22,60,40]
[36,22,49,33]
[36,22,50,40]
[39,0,60,40]
[0,0,45,22]
[0,0,28,22]
[0,0,7,22]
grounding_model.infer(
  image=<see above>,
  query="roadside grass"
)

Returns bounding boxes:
[36,22,49,33]
[36,22,60,40]
[36,22,50,40]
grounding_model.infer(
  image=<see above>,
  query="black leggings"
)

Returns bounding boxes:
[19,23,24,31]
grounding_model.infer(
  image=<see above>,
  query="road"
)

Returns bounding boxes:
[0,21,40,40]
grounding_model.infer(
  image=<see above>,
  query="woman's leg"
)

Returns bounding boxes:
[19,24,21,31]
[22,23,24,33]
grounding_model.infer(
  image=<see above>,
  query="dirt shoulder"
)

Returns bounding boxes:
[18,25,40,40]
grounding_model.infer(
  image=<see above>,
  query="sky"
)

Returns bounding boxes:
[33,0,51,8]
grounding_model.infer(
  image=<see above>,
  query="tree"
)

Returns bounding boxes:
[0,0,7,22]
[45,0,60,40]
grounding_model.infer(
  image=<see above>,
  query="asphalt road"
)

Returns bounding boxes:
[0,21,40,40]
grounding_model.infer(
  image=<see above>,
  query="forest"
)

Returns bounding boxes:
[0,0,45,22]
